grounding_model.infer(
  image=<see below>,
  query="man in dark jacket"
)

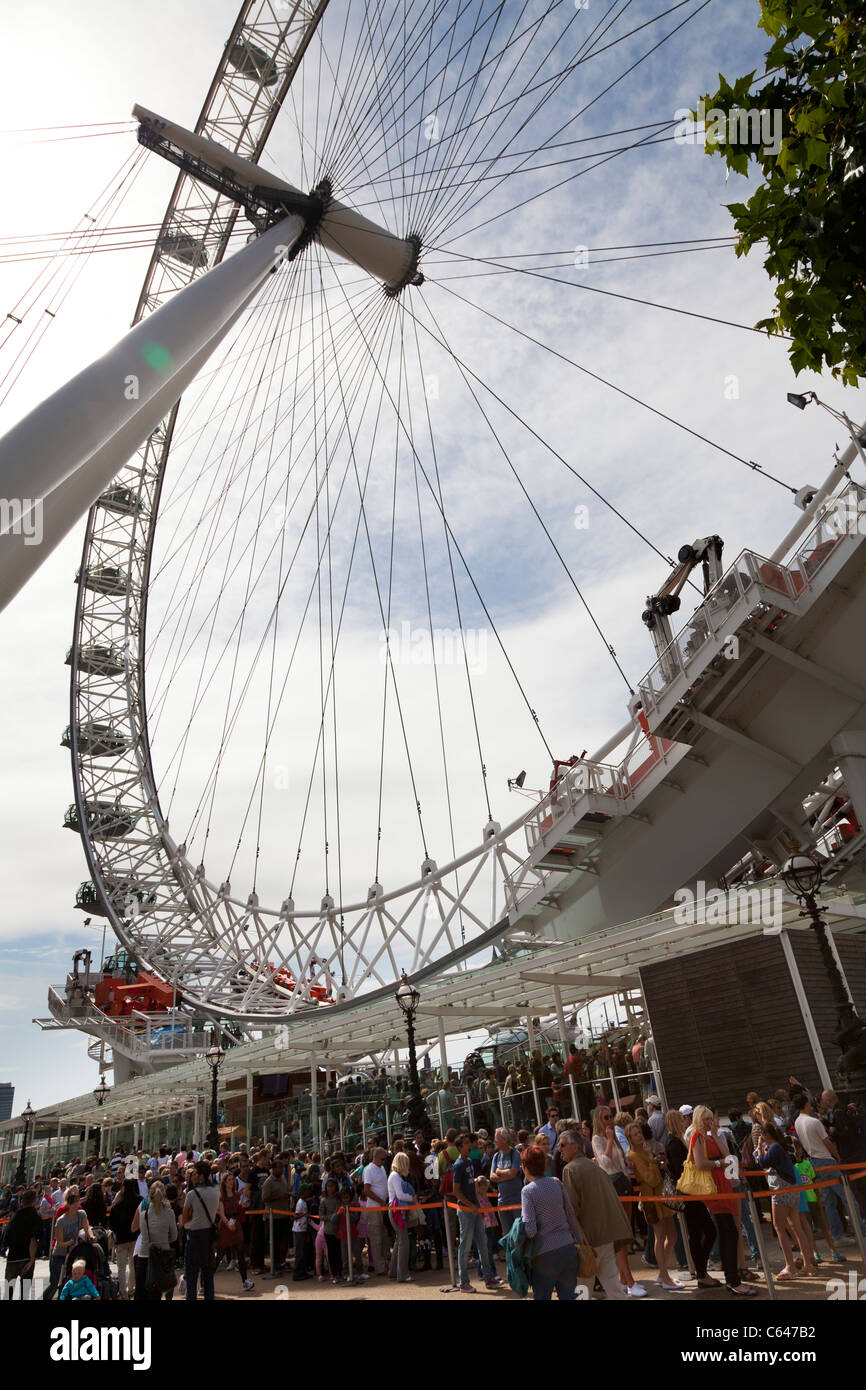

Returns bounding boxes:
[261,1160,292,1272]
[3,1189,41,1297]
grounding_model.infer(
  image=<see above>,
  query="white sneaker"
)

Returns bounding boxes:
[243,1279,254,1291]
[178,1276,186,1296]
[627,1282,648,1297]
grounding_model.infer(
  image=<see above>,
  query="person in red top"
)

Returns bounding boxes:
[564,1047,582,1079]
[688,1106,756,1297]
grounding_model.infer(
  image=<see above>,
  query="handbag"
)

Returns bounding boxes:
[555,1178,598,1278]
[661,1170,686,1211]
[676,1156,716,1198]
[144,1212,177,1295]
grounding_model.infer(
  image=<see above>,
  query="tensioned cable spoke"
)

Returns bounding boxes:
[149,279,391,770]
[423,277,797,492]
[423,243,784,335]
[416,292,636,692]
[430,0,714,245]
[326,272,555,763]
[178,291,399,860]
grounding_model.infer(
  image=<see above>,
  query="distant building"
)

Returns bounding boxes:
[0,1084,13,1122]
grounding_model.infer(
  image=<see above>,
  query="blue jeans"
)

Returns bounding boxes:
[475,1226,499,1275]
[736,1187,759,1259]
[812,1156,864,1239]
[531,1242,578,1300]
[184,1229,215,1301]
[498,1206,519,1237]
[458,1210,493,1285]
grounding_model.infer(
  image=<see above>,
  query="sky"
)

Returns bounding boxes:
[0,0,863,1113]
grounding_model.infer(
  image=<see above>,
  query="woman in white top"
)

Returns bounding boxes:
[592,1108,629,1183]
[131,1182,178,1302]
[387,1152,415,1284]
[591,1105,645,1297]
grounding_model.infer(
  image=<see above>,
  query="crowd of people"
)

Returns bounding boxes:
[2,1070,864,1301]
[295,1036,656,1146]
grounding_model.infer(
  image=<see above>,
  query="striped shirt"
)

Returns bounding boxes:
[520,1177,581,1257]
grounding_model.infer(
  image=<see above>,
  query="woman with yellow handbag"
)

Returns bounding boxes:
[685,1106,757,1297]
[665,1109,719,1289]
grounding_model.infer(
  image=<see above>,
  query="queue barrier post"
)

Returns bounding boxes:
[442,1196,459,1291]
[267,1208,276,1278]
[745,1186,777,1301]
[567,1073,581,1123]
[675,1210,695,1279]
[839,1172,866,1268]
[608,1068,621,1113]
[497,1086,506,1130]
[530,1079,542,1128]
[344,1205,357,1284]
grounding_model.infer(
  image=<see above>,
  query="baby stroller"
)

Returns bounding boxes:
[62,1235,120,1301]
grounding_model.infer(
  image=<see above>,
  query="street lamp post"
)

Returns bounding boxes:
[14,1101,34,1187]
[396,973,432,1140]
[783,854,866,1099]
[91,1075,110,1157]
[206,1040,225,1151]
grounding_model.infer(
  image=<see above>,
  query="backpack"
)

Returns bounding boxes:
[440,1150,458,1196]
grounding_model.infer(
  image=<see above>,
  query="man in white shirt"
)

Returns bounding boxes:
[362,1148,389,1276]
[646,1096,665,1142]
[793,1095,857,1243]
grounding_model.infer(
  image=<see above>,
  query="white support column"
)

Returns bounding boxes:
[245,1072,253,1147]
[310,1053,318,1144]
[552,985,581,1120]
[438,1017,449,1081]
[0,216,305,611]
[779,931,833,1089]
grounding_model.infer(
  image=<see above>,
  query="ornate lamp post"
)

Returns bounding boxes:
[90,1074,110,1156]
[396,973,432,1140]
[14,1100,34,1187]
[783,854,866,1099]
[206,1040,225,1150]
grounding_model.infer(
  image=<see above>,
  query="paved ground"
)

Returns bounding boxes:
[24,1240,865,1302]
